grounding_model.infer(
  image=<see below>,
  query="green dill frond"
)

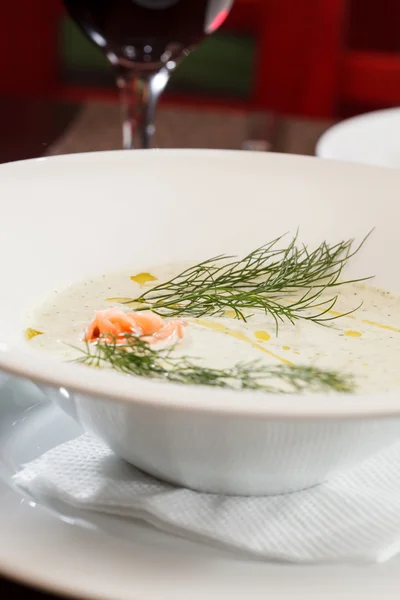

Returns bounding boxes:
[122,231,372,333]
[73,334,355,394]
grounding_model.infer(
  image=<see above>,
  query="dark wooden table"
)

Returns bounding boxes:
[0,95,332,165]
[0,97,81,165]
[0,94,332,599]
[1,579,60,600]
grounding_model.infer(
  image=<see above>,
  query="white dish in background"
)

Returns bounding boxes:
[1,150,400,496]
[1,379,400,600]
[316,108,400,167]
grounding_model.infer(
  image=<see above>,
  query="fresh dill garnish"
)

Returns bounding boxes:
[123,232,372,332]
[73,334,355,394]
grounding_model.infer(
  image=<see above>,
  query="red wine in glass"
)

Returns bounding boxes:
[63,0,234,148]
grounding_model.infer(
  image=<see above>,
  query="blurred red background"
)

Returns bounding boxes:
[1,0,399,118]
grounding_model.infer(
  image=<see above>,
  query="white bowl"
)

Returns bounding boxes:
[1,149,400,496]
[316,108,400,168]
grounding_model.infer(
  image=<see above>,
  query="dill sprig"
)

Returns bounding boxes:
[74,334,355,394]
[124,232,372,332]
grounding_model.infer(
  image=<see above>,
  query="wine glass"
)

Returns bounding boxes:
[63,0,234,149]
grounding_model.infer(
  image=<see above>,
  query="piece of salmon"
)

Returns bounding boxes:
[84,308,186,345]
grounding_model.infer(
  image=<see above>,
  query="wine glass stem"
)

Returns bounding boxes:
[117,69,170,150]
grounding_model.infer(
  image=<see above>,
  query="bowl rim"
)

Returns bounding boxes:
[1,342,399,420]
[316,107,400,162]
[1,148,400,420]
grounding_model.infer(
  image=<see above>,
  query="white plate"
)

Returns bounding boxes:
[316,108,400,168]
[1,379,400,600]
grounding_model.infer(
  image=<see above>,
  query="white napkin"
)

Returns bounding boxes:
[13,433,400,564]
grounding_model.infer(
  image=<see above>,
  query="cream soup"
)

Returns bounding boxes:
[26,263,400,394]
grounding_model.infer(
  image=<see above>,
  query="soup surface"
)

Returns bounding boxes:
[27,262,400,394]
